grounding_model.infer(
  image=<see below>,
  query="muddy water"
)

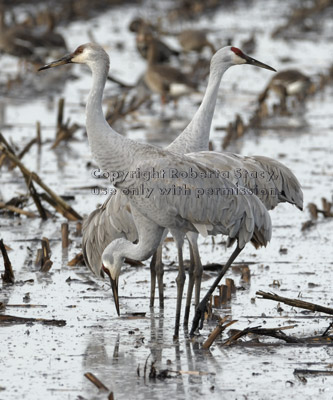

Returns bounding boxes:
[1,1,333,399]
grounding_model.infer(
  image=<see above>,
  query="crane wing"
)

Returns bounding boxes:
[82,192,138,276]
[188,151,303,211]
[115,152,261,248]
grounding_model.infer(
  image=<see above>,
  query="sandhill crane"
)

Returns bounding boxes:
[80,45,276,330]
[75,45,303,336]
[39,43,272,337]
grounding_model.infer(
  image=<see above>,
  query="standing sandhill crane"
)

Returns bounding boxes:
[76,45,303,336]
[80,45,276,330]
[39,43,272,337]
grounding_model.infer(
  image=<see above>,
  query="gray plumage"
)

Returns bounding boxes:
[83,147,303,279]
[82,192,137,277]
[82,45,276,277]
[190,152,303,211]
[184,150,303,263]
[38,43,275,333]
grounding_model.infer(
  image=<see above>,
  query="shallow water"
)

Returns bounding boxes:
[1,1,333,399]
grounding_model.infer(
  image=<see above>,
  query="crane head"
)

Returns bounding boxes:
[230,46,276,71]
[102,263,120,316]
[38,43,109,71]
[101,243,125,316]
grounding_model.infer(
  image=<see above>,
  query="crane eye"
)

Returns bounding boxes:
[102,265,111,277]
[75,45,84,55]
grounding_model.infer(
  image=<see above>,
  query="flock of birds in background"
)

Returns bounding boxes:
[0,8,312,106]
[1,7,307,337]
[126,18,312,110]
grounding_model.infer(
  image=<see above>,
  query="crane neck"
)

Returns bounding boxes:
[167,61,230,154]
[86,59,110,134]
[120,239,157,261]
[85,59,133,176]
[104,224,164,279]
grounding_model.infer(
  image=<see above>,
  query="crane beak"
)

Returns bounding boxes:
[110,276,120,316]
[38,53,74,71]
[102,265,120,316]
[244,54,276,72]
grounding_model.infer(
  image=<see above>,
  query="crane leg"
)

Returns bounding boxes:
[190,244,243,336]
[155,245,164,309]
[184,232,202,326]
[149,252,157,308]
[174,246,186,339]
[183,243,195,327]
[149,247,163,308]
[193,241,203,308]
[128,207,165,311]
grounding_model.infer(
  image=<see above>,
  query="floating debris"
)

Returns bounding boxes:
[0,200,37,218]
[256,290,333,315]
[51,98,80,149]
[68,252,85,267]
[0,303,47,309]
[294,369,333,377]
[223,325,301,345]
[105,92,151,125]
[0,139,82,221]
[61,222,69,248]
[0,239,14,284]
[0,314,66,326]
[84,372,109,392]
[35,237,53,272]
[202,316,237,349]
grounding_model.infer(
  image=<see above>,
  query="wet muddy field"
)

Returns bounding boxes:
[1,1,333,399]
